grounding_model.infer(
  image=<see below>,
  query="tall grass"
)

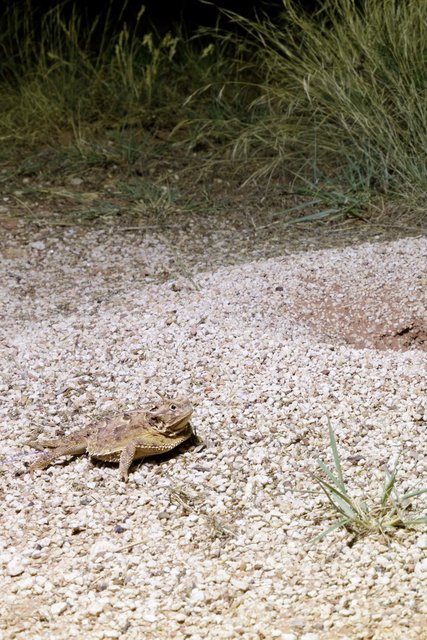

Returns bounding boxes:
[197,0,427,207]
[0,0,234,157]
[0,0,425,215]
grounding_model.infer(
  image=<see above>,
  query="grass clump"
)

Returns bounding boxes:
[0,0,425,225]
[0,0,237,166]
[202,0,427,212]
[313,420,427,542]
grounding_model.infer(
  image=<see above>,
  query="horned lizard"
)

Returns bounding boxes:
[27,396,193,481]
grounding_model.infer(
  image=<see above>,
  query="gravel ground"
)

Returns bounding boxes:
[1,230,426,640]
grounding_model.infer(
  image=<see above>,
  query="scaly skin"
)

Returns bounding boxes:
[27,397,193,481]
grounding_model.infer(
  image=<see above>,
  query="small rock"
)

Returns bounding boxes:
[142,611,157,623]
[174,612,186,623]
[90,540,116,557]
[114,524,126,534]
[291,618,306,629]
[51,602,67,616]
[38,537,51,548]
[415,559,427,574]
[7,559,25,577]
[18,577,34,590]
[120,619,131,633]
[29,241,46,251]
[417,535,427,549]
[88,601,104,615]
[71,526,86,535]
[102,630,121,639]
[189,588,205,603]
[0,552,12,564]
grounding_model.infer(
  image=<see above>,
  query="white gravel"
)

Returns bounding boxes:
[1,230,426,639]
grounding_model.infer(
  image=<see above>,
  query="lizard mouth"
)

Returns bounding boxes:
[174,410,193,429]
[150,409,193,434]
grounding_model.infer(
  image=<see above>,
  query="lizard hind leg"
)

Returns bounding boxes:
[27,443,87,474]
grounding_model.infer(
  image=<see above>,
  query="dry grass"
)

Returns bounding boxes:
[0,0,425,223]
[189,0,427,215]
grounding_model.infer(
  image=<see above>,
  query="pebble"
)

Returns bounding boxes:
[415,559,427,574]
[88,602,105,616]
[18,577,34,589]
[417,535,427,549]
[29,241,46,251]
[7,559,25,577]
[142,612,157,623]
[90,540,117,557]
[189,588,205,603]
[51,602,67,616]
[102,631,121,639]
[174,613,187,623]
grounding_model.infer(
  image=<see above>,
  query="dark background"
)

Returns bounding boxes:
[7,1,324,32]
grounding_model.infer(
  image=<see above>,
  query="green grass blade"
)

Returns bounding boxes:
[276,199,322,214]
[311,516,351,543]
[327,419,346,491]
[312,419,427,541]
[284,208,342,224]
[316,459,344,491]
[381,467,397,508]
[317,478,357,518]
[402,487,427,501]
[401,517,427,526]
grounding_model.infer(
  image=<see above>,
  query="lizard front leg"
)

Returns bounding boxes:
[119,441,142,482]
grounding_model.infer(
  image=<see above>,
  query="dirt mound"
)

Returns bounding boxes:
[276,245,427,352]
[305,290,427,352]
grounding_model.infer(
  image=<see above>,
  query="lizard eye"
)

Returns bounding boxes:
[170,404,177,411]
